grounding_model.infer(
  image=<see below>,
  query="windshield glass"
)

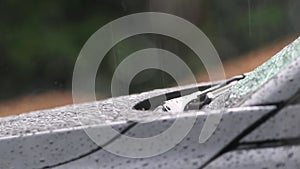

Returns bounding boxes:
[231,37,300,96]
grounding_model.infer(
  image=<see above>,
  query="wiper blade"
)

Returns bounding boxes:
[159,74,246,112]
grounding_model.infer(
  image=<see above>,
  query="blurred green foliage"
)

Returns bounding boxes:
[0,0,298,100]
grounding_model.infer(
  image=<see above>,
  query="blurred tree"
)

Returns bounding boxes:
[0,0,298,100]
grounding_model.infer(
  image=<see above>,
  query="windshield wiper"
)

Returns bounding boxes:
[157,74,246,112]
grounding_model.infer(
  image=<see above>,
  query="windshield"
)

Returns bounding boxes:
[231,37,300,96]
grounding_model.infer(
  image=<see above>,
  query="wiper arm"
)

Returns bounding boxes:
[159,74,246,112]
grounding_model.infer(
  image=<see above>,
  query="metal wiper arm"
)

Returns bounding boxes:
[160,74,246,112]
